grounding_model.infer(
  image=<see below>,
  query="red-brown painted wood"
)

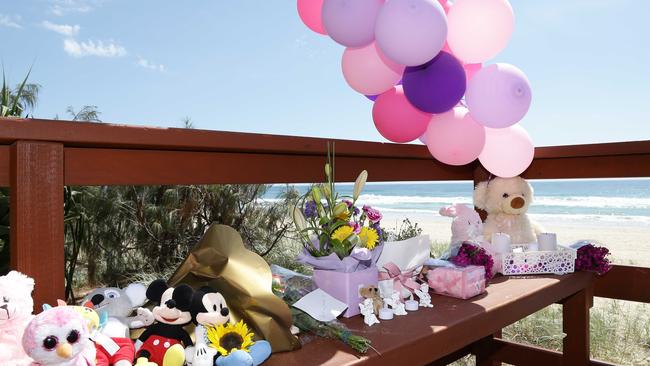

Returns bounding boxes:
[267,273,594,365]
[10,141,65,307]
[63,147,475,185]
[474,337,563,366]
[594,265,650,303]
[562,287,592,366]
[0,146,9,187]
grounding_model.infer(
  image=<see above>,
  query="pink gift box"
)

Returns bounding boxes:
[427,265,486,300]
[313,266,378,318]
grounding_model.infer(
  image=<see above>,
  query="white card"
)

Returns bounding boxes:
[91,332,120,356]
[292,288,348,322]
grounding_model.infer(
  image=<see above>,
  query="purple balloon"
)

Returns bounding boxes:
[402,51,466,114]
[322,0,384,48]
[375,0,448,66]
[466,63,532,128]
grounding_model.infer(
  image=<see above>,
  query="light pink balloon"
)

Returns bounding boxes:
[479,125,534,178]
[372,86,432,143]
[447,0,514,63]
[425,107,485,166]
[342,42,405,95]
[297,0,327,35]
[463,63,482,81]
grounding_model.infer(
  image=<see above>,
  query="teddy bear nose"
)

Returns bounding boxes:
[510,197,525,209]
[221,307,229,317]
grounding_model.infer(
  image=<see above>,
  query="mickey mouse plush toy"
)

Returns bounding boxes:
[187,287,271,366]
[135,279,194,366]
[186,287,230,366]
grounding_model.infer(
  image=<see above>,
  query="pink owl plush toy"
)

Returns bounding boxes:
[22,306,96,366]
[0,270,36,366]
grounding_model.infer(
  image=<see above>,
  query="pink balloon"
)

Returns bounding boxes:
[342,43,404,95]
[297,0,327,35]
[463,63,482,81]
[466,63,532,128]
[425,107,485,166]
[372,86,432,143]
[447,0,514,63]
[479,125,534,178]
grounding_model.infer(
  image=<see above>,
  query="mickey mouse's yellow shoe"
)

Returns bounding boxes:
[162,344,186,366]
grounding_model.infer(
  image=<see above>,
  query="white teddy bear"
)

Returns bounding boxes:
[473,176,543,244]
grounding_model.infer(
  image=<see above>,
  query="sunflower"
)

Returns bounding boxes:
[359,227,379,250]
[331,225,354,242]
[206,320,255,356]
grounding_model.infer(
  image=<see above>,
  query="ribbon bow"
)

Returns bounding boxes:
[378,262,420,301]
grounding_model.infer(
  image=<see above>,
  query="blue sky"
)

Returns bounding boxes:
[1,0,649,147]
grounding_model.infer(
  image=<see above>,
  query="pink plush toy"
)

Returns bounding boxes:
[0,271,36,366]
[22,306,96,366]
[439,204,486,256]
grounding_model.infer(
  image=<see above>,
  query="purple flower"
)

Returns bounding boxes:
[344,200,360,216]
[451,242,495,281]
[362,205,383,223]
[303,200,317,218]
[350,222,361,234]
[576,244,611,275]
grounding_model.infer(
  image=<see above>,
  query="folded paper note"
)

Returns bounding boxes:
[293,288,348,322]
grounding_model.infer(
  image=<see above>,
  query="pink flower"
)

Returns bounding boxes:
[349,222,361,234]
[362,205,382,223]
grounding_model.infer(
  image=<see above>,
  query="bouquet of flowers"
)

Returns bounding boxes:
[292,148,384,271]
[575,243,611,275]
[451,242,495,281]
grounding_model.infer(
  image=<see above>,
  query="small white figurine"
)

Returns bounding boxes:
[359,298,380,326]
[387,292,407,316]
[415,283,433,308]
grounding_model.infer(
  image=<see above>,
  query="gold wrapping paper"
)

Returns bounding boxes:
[168,224,300,352]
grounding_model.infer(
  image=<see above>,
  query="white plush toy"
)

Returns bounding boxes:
[474,176,543,244]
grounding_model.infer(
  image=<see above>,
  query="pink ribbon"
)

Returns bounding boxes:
[378,262,420,301]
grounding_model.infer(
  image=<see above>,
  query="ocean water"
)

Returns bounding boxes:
[264,179,650,226]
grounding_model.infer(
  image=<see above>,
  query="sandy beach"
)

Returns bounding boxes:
[382,212,650,268]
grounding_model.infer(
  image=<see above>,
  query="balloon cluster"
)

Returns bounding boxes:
[297,0,534,178]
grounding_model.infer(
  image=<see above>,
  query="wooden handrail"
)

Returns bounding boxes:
[0,117,648,365]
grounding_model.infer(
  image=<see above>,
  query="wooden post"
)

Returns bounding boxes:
[10,141,65,308]
[562,287,591,366]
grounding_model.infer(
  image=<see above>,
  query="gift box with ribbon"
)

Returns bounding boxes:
[426,263,486,300]
[376,235,432,301]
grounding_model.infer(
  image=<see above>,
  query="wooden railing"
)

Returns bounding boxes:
[1,117,650,365]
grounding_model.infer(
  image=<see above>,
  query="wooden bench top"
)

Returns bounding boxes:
[267,272,593,366]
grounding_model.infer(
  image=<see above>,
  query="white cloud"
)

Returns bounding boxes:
[42,21,80,36]
[0,14,22,29]
[63,38,127,58]
[49,0,101,16]
[136,57,165,72]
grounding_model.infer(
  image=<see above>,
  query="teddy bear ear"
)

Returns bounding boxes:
[6,271,35,293]
[125,283,148,307]
[439,205,457,217]
[473,181,489,210]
